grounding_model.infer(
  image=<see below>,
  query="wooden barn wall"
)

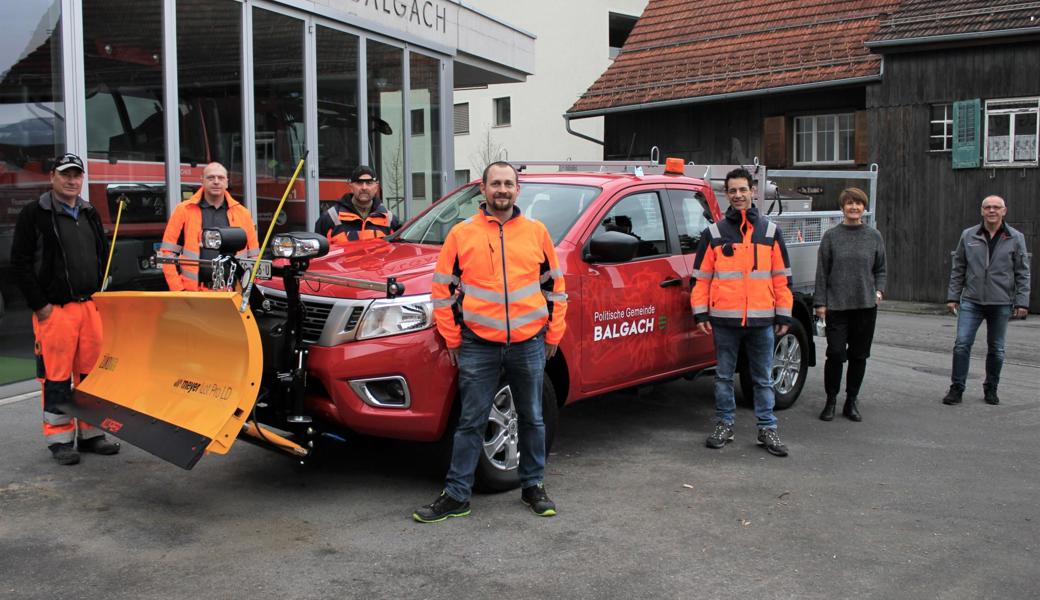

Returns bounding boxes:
[868,42,1040,310]
[603,88,865,166]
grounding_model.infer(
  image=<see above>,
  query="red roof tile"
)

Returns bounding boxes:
[568,0,901,115]
[870,0,1040,45]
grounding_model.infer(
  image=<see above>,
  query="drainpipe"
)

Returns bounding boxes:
[563,114,604,146]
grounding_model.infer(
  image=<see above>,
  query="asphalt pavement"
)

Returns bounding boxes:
[1,308,1037,599]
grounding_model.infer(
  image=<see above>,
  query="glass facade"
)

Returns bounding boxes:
[0,0,64,377]
[367,40,404,218]
[0,0,450,384]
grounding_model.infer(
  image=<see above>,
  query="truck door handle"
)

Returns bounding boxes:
[659,278,682,288]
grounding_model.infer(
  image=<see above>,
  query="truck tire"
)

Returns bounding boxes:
[739,319,809,411]
[473,373,559,493]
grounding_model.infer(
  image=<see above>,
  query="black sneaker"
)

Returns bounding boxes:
[983,388,1000,405]
[757,428,789,457]
[521,483,557,517]
[79,436,121,455]
[942,386,963,405]
[705,422,734,449]
[49,443,80,466]
[413,492,471,523]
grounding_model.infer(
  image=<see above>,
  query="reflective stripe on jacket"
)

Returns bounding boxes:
[316,197,399,245]
[690,206,793,328]
[431,204,567,348]
[159,190,259,291]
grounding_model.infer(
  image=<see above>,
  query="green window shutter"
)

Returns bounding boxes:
[952,99,981,169]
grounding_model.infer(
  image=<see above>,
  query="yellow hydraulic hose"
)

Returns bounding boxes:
[101,197,128,292]
[240,152,308,312]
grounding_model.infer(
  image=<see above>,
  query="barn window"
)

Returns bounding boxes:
[929,104,953,152]
[984,98,1039,167]
[793,113,855,165]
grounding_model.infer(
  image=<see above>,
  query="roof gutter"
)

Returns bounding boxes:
[566,74,881,120]
[866,27,1040,49]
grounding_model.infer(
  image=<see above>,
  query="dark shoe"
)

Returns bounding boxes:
[843,397,862,422]
[819,397,837,421]
[705,422,734,449]
[942,386,963,405]
[78,436,121,455]
[757,428,789,457]
[413,492,470,523]
[49,443,80,466]
[521,483,557,517]
[984,387,1000,405]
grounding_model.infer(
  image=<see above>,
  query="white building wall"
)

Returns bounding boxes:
[453,0,648,179]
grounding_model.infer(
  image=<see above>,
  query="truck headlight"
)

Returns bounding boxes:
[271,232,329,258]
[201,227,247,254]
[356,294,434,340]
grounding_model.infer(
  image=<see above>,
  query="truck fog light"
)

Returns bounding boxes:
[349,376,410,409]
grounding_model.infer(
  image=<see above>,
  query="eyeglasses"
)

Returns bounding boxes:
[353,178,378,186]
[982,206,1004,211]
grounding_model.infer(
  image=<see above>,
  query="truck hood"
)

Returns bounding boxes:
[258,240,441,300]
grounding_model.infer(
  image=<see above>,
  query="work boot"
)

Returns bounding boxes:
[79,436,121,455]
[49,443,80,466]
[705,422,734,449]
[819,396,837,421]
[942,386,963,405]
[412,491,470,523]
[757,428,789,457]
[983,386,1000,405]
[843,396,862,422]
[521,483,557,517]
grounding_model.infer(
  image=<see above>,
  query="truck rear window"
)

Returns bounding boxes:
[396,182,600,245]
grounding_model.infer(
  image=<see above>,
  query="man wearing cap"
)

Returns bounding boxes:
[11,153,121,465]
[314,165,401,245]
[159,162,259,291]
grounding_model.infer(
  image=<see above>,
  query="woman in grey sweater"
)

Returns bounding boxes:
[813,188,887,422]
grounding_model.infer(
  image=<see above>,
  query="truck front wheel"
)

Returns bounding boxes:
[739,319,809,410]
[473,373,559,493]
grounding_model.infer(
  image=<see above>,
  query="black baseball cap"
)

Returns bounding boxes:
[52,153,85,173]
[351,165,377,182]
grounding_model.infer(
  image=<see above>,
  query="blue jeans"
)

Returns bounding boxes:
[951,300,1011,391]
[444,333,546,502]
[713,325,778,429]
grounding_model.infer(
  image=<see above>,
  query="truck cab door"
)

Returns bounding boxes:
[578,189,689,393]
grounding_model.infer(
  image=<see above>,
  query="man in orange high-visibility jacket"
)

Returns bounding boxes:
[159,162,259,291]
[10,153,121,465]
[313,165,400,245]
[691,167,794,458]
[413,161,567,523]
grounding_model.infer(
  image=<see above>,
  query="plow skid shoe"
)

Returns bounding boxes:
[64,291,263,469]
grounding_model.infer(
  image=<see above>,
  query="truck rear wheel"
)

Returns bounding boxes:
[739,319,808,410]
[473,373,558,493]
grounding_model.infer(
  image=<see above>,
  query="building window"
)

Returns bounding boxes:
[984,98,1039,167]
[454,169,470,187]
[609,12,639,59]
[794,113,854,165]
[411,108,425,136]
[412,172,426,199]
[493,96,511,127]
[929,104,953,152]
[453,102,469,135]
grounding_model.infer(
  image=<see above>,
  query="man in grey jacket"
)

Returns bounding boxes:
[943,195,1031,406]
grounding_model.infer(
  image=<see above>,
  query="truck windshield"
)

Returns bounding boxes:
[396,182,600,245]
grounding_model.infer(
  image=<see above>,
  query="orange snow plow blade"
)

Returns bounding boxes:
[61,291,263,469]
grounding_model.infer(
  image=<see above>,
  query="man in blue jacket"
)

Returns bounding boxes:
[943,195,1031,406]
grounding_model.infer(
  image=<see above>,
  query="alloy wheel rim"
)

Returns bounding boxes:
[771,333,802,395]
[483,385,519,472]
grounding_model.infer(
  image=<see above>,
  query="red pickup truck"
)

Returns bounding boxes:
[255,163,815,490]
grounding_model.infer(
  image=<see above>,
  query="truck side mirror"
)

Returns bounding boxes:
[583,231,640,263]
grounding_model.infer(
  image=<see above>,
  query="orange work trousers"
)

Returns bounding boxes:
[32,301,104,446]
